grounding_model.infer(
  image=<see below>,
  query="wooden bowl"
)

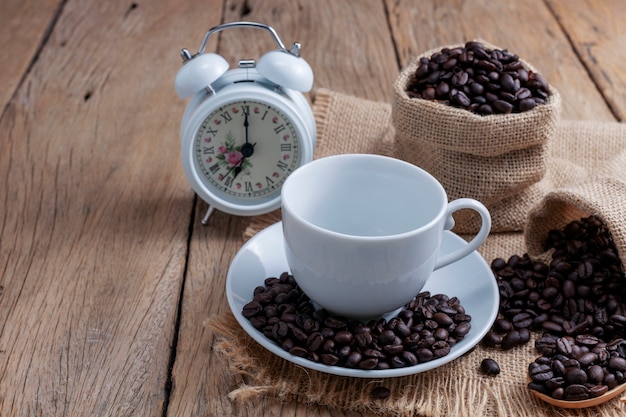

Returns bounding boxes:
[527,376,626,409]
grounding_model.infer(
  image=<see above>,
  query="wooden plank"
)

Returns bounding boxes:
[166,1,399,416]
[216,0,399,102]
[0,0,202,415]
[386,0,616,121]
[546,0,626,121]
[0,0,61,112]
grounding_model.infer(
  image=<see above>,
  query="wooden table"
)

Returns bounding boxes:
[2,0,625,415]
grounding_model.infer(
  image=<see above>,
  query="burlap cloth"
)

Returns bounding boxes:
[208,88,626,416]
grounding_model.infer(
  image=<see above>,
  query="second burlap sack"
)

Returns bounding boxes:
[525,178,626,264]
[392,41,561,212]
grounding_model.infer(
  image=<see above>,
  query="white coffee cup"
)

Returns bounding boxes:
[281,154,491,318]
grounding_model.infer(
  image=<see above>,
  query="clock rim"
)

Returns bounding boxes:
[180,83,315,216]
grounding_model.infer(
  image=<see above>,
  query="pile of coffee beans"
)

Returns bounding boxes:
[486,216,626,349]
[405,41,550,115]
[242,272,472,370]
[529,334,626,400]
[484,215,626,400]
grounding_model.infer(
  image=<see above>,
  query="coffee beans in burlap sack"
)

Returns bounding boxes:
[392,41,561,219]
[525,178,626,267]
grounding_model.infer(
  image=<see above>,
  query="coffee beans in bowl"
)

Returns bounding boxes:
[392,40,561,209]
[242,272,472,370]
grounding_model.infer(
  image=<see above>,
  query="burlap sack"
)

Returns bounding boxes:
[525,178,626,263]
[392,41,561,206]
[210,89,626,417]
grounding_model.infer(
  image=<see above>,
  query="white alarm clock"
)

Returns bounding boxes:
[174,21,316,224]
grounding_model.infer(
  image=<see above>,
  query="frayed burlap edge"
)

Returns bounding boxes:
[208,312,523,417]
[208,310,626,417]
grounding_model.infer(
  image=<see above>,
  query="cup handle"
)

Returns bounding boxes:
[434,198,491,270]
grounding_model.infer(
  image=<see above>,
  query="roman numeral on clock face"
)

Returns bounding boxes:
[220,111,233,123]
[276,160,288,171]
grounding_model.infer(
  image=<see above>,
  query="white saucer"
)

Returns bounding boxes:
[226,222,499,378]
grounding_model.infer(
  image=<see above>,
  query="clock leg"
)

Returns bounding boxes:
[201,205,215,225]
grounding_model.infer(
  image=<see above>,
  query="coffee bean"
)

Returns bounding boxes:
[320,353,339,365]
[433,312,453,326]
[334,330,353,346]
[400,350,418,366]
[242,300,263,317]
[588,365,604,383]
[609,357,626,371]
[359,358,379,370]
[454,322,471,338]
[272,321,289,340]
[501,330,522,350]
[371,386,391,400]
[379,329,396,345]
[578,352,597,366]
[480,358,501,375]
[477,104,494,115]
[542,320,563,334]
[564,384,589,401]
[324,316,347,329]
[564,368,587,385]
[452,91,471,107]
[500,73,515,92]
[481,331,502,347]
[434,328,449,340]
[588,384,609,398]
[417,347,434,363]
[512,312,533,329]
[493,318,512,333]
[306,332,324,352]
[289,346,309,358]
[529,362,553,382]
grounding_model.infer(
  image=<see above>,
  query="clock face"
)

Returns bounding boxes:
[193,99,301,202]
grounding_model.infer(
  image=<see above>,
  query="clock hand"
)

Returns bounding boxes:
[244,110,250,145]
[232,165,242,179]
[223,158,244,180]
[223,147,254,181]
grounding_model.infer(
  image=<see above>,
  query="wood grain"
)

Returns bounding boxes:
[546,0,626,121]
[0,0,198,415]
[0,0,61,112]
[217,0,400,102]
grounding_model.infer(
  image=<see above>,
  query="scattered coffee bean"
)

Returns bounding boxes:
[480,358,500,375]
[484,215,626,401]
[405,41,551,115]
[371,386,391,400]
[484,216,626,352]
[242,273,472,370]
